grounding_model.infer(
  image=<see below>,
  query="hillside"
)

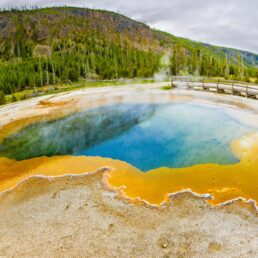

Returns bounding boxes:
[0,6,257,98]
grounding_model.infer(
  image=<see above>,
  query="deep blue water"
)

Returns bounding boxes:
[0,102,252,171]
[76,103,251,171]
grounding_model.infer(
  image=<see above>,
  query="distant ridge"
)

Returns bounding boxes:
[0,6,257,64]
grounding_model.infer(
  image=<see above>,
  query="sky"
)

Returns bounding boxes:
[1,0,257,53]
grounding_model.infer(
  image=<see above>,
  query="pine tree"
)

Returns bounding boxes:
[0,91,6,105]
[224,54,230,79]
[236,54,244,80]
[256,69,258,84]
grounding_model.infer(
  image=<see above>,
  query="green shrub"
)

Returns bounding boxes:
[162,85,172,90]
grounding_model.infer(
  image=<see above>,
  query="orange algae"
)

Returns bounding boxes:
[0,156,139,194]
[108,133,258,205]
[0,133,257,207]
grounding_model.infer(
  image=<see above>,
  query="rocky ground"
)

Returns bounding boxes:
[0,171,257,258]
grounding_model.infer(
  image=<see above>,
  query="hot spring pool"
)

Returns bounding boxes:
[0,102,254,171]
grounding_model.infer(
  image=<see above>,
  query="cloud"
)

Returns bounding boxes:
[1,0,257,53]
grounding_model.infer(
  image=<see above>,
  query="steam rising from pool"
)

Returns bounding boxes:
[0,102,253,171]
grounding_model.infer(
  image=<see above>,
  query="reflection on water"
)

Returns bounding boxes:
[0,103,253,171]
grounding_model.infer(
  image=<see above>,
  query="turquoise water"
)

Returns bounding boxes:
[0,102,253,171]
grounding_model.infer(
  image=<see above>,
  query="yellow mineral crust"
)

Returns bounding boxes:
[0,133,257,207]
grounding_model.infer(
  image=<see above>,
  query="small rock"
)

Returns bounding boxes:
[162,242,168,249]
[158,238,170,249]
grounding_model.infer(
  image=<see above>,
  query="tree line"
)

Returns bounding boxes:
[0,36,161,95]
[0,25,258,105]
[170,44,258,81]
